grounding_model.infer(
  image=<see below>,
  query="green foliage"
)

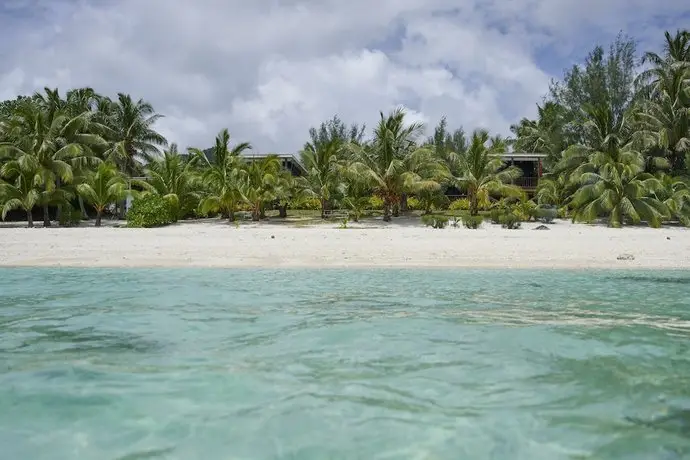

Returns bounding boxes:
[421,214,449,229]
[368,195,384,209]
[448,198,470,211]
[500,212,522,229]
[127,194,175,228]
[406,196,421,210]
[533,206,559,223]
[462,214,484,229]
[292,196,321,210]
[59,206,82,227]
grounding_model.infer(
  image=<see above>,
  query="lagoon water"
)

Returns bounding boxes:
[1,268,689,459]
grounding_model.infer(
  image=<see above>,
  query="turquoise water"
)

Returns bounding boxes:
[1,268,689,459]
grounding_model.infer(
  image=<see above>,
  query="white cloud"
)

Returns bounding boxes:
[0,0,688,153]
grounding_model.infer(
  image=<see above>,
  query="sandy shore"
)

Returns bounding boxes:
[1,217,689,269]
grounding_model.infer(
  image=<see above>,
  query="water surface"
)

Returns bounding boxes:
[1,268,689,459]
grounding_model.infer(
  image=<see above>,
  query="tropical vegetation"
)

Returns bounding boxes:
[0,29,689,229]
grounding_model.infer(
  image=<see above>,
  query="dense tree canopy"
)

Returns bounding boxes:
[0,29,688,229]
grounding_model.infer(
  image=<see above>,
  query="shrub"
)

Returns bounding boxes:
[533,206,558,224]
[368,195,384,209]
[463,215,483,229]
[421,214,449,229]
[407,196,421,210]
[449,198,470,211]
[500,212,522,229]
[489,208,502,224]
[127,194,175,228]
[59,206,82,227]
[292,197,321,210]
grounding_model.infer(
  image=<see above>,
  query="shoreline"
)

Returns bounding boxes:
[1,219,689,270]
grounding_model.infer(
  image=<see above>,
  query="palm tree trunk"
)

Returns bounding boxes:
[42,205,51,227]
[469,192,478,216]
[400,194,408,213]
[252,205,260,221]
[278,204,288,218]
[78,196,88,219]
[95,210,102,227]
[392,201,400,217]
[320,198,327,219]
[383,200,392,222]
[27,209,34,228]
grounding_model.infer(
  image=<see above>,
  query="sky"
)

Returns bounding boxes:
[0,0,688,153]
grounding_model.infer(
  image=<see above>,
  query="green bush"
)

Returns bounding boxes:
[407,196,421,210]
[500,212,522,229]
[368,196,384,209]
[462,215,483,229]
[489,208,502,224]
[59,206,82,227]
[292,197,321,210]
[421,214,449,229]
[449,198,470,211]
[127,195,175,228]
[533,206,558,224]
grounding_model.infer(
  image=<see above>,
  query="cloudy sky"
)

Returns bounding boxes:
[1,0,688,153]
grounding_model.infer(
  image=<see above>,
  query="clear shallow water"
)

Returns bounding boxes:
[1,268,689,460]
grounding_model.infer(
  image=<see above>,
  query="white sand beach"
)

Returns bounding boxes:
[1,218,689,269]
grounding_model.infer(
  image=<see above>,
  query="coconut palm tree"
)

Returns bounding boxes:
[0,155,41,227]
[654,173,690,225]
[0,96,103,226]
[451,129,524,216]
[100,93,168,176]
[195,129,251,222]
[298,137,345,218]
[348,108,441,221]
[565,105,670,227]
[76,162,127,226]
[137,144,200,220]
[239,155,281,221]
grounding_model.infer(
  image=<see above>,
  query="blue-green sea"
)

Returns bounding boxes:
[1,268,690,459]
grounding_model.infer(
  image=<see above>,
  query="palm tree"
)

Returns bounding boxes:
[510,102,569,169]
[348,108,440,221]
[137,144,200,220]
[76,162,127,226]
[0,155,41,227]
[0,96,103,226]
[195,129,251,222]
[298,137,344,218]
[101,93,168,176]
[239,155,281,221]
[564,105,670,227]
[655,173,690,225]
[451,129,524,216]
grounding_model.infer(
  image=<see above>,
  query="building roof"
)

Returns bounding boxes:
[500,152,547,161]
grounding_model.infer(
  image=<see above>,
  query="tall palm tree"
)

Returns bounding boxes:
[137,144,200,220]
[451,129,524,216]
[239,155,281,221]
[298,137,345,218]
[101,93,168,176]
[195,129,251,222]
[348,108,440,221]
[76,162,127,226]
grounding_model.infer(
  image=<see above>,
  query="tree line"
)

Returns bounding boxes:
[0,29,688,228]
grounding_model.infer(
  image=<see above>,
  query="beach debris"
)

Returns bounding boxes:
[667,237,671,240]
[617,253,635,261]
[271,235,275,239]
[534,225,550,230]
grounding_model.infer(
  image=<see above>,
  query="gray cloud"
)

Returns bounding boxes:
[0,0,688,152]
